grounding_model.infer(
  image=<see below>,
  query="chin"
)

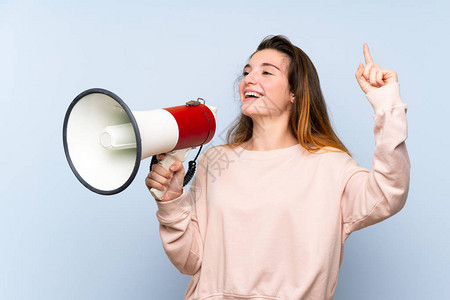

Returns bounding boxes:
[241,107,253,117]
[241,108,267,119]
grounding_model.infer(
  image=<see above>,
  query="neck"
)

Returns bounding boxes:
[241,114,298,151]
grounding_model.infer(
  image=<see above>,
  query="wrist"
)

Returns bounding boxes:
[156,189,183,202]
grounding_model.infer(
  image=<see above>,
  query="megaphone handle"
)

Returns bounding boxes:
[150,148,191,201]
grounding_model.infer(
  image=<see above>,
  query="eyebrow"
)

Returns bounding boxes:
[244,62,281,71]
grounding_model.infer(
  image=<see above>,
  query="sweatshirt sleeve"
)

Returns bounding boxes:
[154,152,209,275]
[340,83,410,239]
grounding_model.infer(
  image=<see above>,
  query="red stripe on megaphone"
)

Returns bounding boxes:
[164,104,216,150]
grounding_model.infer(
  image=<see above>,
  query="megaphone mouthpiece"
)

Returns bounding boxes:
[100,123,137,150]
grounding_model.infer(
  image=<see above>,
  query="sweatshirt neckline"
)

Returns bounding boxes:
[235,143,305,160]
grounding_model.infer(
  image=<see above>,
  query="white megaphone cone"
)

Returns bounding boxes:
[63,88,217,198]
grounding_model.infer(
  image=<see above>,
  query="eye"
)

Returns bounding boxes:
[263,71,272,75]
[243,71,249,76]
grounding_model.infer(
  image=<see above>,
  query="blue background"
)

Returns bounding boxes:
[1,0,449,299]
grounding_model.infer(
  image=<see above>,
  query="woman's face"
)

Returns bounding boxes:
[239,49,295,118]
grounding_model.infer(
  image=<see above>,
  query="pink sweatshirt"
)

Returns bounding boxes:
[154,83,410,300]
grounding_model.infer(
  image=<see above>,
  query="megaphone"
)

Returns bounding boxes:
[62,88,217,199]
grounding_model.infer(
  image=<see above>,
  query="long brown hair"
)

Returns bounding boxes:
[225,35,350,156]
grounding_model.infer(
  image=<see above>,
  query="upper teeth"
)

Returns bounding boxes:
[245,92,262,98]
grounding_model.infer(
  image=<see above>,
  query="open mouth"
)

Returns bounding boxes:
[244,91,263,100]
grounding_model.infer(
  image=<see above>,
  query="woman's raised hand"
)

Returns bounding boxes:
[145,153,185,201]
[355,43,398,94]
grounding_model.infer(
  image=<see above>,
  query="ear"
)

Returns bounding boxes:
[290,92,295,104]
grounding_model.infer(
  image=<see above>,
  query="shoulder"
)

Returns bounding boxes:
[310,146,351,159]
[200,144,237,164]
[310,146,357,169]
[304,147,364,187]
[204,144,234,156]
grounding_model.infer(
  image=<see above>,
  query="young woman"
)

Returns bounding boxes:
[146,35,410,300]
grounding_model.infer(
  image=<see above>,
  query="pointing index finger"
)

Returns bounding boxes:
[363,43,374,64]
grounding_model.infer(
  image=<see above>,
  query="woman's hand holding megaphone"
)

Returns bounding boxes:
[146,153,185,201]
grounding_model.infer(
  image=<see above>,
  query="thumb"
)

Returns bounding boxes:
[355,62,372,94]
[169,160,185,187]
[169,160,184,191]
[162,161,185,201]
[170,161,181,172]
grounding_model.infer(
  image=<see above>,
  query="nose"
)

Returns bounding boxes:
[244,71,257,85]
